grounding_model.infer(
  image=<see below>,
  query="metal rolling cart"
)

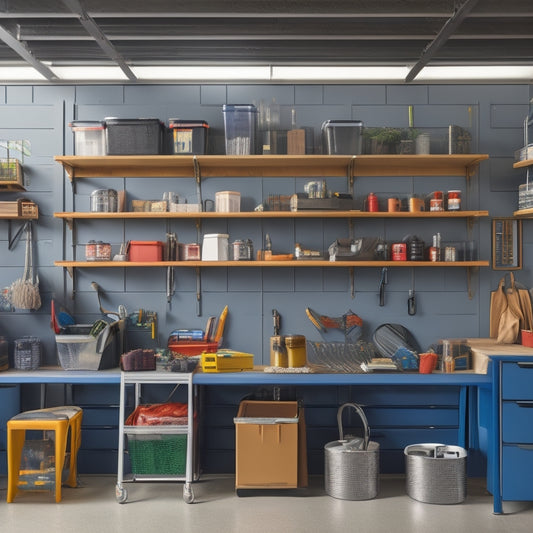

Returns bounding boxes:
[115,370,197,504]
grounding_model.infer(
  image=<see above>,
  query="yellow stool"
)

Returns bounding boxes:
[7,406,83,503]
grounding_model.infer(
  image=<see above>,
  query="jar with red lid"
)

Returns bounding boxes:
[447,190,461,211]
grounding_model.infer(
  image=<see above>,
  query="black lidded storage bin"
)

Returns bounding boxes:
[322,120,363,155]
[168,119,209,155]
[105,118,164,155]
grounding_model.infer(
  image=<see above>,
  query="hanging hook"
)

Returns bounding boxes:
[379,267,388,307]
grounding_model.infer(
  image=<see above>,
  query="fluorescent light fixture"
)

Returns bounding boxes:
[0,67,47,81]
[132,65,271,80]
[416,65,533,81]
[272,66,409,81]
[49,66,129,80]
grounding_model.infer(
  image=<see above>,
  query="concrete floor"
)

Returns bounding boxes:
[1,475,533,533]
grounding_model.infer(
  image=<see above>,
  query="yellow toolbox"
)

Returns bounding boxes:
[201,350,254,372]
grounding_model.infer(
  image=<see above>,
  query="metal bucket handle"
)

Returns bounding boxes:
[337,402,370,451]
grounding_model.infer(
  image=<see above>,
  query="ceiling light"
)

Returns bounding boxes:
[131,66,271,81]
[415,65,533,81]
[0,67,48,81]
[49,66,129,80]
[271,66,409,81]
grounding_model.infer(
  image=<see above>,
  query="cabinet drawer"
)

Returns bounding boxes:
[502,445,533,500]
[501,361,533,400]
[502,401,533,443]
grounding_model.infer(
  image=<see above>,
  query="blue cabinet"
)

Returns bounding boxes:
[498,360,533,507]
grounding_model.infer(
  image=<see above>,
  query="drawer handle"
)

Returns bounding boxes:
[516,401,533,408]
[517,362,533,369]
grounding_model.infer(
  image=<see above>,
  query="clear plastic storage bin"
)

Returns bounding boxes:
[223,104,258,155]
[69,121,106,156]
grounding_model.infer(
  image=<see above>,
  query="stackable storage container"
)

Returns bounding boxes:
[128,241,164,262]
[223,104,258,155]
[105,118,164,155]
[69,121,106,155]
[168,119,209,154]
[322,120,363,155]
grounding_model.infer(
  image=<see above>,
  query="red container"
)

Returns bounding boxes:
[128,241,164,262]
[168,339,219,356]
[521,330,533,347]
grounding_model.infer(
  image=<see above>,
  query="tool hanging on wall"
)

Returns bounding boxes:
[128,309,158,340]
[379,267,388,307]
[272,309,281,336]
[408,269,417,315]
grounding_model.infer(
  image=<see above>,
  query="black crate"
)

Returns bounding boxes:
[105,118,163,155]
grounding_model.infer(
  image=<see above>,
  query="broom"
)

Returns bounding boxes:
[9,221,41,310]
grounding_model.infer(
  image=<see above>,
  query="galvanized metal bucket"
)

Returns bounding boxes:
[404,443,467,504]
[324,402,380,500]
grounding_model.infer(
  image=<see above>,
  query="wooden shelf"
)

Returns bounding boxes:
[0,214,38,220]
[514,207,533,217]
[54,210,489,220]
[54,154,489,180]
[351,154,489,177]
[513,158,533,169]
[55,260,489,268]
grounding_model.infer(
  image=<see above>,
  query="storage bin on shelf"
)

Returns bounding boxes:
[13,336,42,370]
[105,118,164,155]
[322,120,363,155]
[222,104,258,155]
[55,321,123,370]
[128,241,164,262]
[168,119,209,154]
[69,120,106,156]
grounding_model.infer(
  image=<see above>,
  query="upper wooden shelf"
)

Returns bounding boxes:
[54,210,489,220]
[55,259,489,269]
[54,154,489,180]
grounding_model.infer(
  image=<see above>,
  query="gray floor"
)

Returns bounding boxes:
[1,475,533,533]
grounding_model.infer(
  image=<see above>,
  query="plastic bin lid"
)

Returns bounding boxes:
[203,233,229,238]
[222,104,257,112]
[104,117,162,125]
[69,120,105,130]
[322,120,364,128]
[168,119,209,128]
[129,240,164,246]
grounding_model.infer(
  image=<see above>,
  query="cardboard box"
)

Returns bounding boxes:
[234,400,308,489]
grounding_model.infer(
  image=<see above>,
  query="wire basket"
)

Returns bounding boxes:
[306,341,374,373]
[13,336,41,370]
[324,403,380,500]
[127,433,187,475]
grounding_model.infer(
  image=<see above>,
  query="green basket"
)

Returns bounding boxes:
[127,434,187,475]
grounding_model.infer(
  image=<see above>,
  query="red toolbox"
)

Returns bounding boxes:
[128,241,164,262]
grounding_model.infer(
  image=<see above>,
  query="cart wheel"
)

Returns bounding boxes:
[183,483,194,504]
[115,484,128,504]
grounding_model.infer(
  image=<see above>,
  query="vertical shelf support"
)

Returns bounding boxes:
[195,266,202,316]
[193,156,203,208]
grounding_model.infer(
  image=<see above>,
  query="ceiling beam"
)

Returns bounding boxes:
[0,24,58,80]
[405,0,480,82]
[61,0,136,80]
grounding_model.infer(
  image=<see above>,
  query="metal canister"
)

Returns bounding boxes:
[232,240,248,260]
[391,242,407,261]
[284,334,307,367]
[245,239,254,260]
[90,189,118,212]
